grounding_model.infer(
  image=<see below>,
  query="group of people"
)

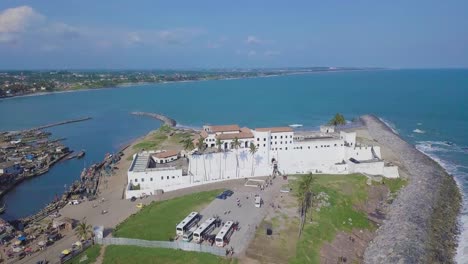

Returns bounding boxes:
[225,246,235,256]
[236,198,242,207]
[258,178,274,191]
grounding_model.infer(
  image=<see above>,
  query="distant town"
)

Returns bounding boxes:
[0,67,369,98]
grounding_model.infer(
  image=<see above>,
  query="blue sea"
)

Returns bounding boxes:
[0,69,467,261]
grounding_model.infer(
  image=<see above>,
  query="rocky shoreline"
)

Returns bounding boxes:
[362,115,462,263]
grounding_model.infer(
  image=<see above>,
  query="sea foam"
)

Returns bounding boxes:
[416,141,468,263]
[413,128,426,134]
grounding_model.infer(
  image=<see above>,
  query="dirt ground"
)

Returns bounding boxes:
[319,184,389,264]
[241,178,391,264]
[241,185,299,264]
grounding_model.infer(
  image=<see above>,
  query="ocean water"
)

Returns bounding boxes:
[0,69,467,261]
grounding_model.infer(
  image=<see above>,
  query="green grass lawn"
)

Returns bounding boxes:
[383,177,408,195]
[65,245,101,264]
[132,131,168,150]
[103,245,235,264]
[290,174,373,264]
[113,190,221,240]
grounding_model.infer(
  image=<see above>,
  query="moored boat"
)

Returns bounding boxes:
[289,124,303,128]
[77,150,86,159]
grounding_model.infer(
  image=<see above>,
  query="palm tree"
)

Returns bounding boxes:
[297,173,315,238]
[249,142,258,176]
[232,137,241,178]
[180,138,194,152]
[197,137,207,181]
[215,138,223,179]
[75,219,93,241]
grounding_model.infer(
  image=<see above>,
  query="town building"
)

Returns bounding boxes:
[125,123,399,199]
[0,162,23,176]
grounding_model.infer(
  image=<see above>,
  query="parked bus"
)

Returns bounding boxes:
[215,221,235,247]
[193,217,217,243]
[176,212,200,236]
[182,226,197,242]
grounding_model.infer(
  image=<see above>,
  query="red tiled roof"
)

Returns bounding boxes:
[255,127,293,133]
[208,124,240,133]
[153,150,179,159]
[200,130,209,138]
[216,130,254,140]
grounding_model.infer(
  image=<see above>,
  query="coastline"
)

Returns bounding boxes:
[361,115,461,264]
[0,68,377,101]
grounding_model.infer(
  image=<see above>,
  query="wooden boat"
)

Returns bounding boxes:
[77,150,86,159]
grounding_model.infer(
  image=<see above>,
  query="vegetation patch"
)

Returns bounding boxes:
[290,174,373,264]
[113,190,220,240]
[103,245,235,264]
[64,244,101,264]
[383,177,407,195]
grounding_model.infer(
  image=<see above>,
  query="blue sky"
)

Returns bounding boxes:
[0,0,467,69]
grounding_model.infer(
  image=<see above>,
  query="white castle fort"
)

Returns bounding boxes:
[126,124,399,198]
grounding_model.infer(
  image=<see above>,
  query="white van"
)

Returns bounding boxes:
[182,226,197,242]
[254,195,262,208]
[69,200,80,205]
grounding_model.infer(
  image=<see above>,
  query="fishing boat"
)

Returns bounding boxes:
[77,150,86,159]
[0,203,6,214]
[289,124,303,128]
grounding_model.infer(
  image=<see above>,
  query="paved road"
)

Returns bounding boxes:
[195,176,284,256]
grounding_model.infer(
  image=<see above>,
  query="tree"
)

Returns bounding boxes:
[216,138,223,179]
[180,138,194,152]
[232,137,241,178]
[75,219,93,241]
[249,142,258,176]
[328,113,346,126]
[296,173,315,238]
[197,137,206,152]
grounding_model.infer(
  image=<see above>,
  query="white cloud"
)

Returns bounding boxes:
[248,50,257,56]
[0,6,43,33]
[127,32,143,45]
[246,35,261,45]
[0,5,44,43]
[44,22,82,38]
[156,28,203,45]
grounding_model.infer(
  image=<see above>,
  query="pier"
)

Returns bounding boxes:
[131,112,176,127]
[28,117,92,131]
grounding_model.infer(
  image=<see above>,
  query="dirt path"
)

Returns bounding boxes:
[94,245,106,264]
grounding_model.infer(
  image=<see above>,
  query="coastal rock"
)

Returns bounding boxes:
[362,115,461,264]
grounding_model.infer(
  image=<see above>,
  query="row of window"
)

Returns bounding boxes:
[293,144,342,150]
[133,175,179,183]
[256,135,293,141]
[271,147,288,151]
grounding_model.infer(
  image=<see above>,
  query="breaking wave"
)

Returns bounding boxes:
[413,128,426,134]
[416,141,468,264]
[379,117,399,135]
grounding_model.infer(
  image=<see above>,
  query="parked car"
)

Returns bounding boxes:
[130,196,137,202]
[216,193,227,200]
[223,190,234,197]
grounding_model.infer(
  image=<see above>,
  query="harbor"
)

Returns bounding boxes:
[0,118,92,206]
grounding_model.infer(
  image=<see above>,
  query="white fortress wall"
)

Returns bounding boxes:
[383,166,399,178]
